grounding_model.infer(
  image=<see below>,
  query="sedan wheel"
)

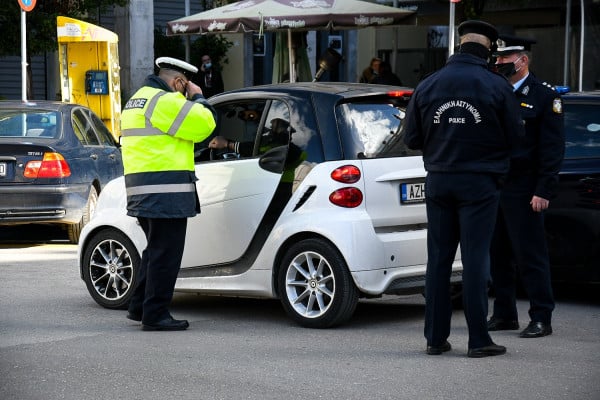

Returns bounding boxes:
[67,186,98,244]
[82,228,140,309]
[278,238,358,328]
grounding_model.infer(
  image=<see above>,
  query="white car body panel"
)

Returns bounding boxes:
[80,154,463,299]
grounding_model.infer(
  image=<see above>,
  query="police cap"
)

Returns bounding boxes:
[155,57,198,79]
[457,20,499,43]
[495,35,537,55]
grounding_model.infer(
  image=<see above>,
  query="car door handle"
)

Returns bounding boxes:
[90,154,98,160]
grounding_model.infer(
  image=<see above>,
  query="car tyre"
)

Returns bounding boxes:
[82,228,140,309]
[67,186,98,244]
[278,238,358,328]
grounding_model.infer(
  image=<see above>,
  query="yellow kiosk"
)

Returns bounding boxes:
[57,16,121,139]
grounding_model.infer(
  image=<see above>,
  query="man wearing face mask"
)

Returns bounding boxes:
[198,54,225,98]
[488,36,565,338]
[120,57,216,331]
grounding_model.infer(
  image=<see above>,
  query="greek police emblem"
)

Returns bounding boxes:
[552,98,563,114]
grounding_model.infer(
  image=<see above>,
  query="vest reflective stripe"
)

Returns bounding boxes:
[121,127,164,137]
[126,182,196,197]
[170,101,194,136]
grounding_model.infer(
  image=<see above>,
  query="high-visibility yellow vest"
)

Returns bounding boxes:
[120,85,215,218]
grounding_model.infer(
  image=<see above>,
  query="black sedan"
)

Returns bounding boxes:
[546,91,600,284]
[0,100,123,243]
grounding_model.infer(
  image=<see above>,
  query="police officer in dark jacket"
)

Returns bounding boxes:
[487,35,565,338]
[403,20,525,358]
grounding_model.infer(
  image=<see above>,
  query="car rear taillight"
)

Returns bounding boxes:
[387,90,413,99]
[24,152,71,178]
[329,187,363,208]
[329,165,363,207]
[331,165,361,183]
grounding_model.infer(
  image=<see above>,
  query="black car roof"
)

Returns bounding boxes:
[0,100,76,111]
[562,90,600,101]
[210,82,413,99]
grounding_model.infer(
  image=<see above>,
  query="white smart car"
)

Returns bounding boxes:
[78,83,463,328]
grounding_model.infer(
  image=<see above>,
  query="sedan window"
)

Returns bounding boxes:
[72,109,100,145]
[0,110,59,138]
[564,103,600,159]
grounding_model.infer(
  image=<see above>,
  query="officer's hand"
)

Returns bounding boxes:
[530,195,549,212]
[186,81,203,98]
[208,136,228,149]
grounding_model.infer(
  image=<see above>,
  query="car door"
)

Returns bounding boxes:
[180,98,291,270]
[70,108,122,186]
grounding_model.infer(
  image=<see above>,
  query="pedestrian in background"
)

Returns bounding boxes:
[372,60,403,86]
[198,54,225,98]
[359,57,381,83]
[487,35,565,338]
[120,57,216,331]
[403,20,525,358]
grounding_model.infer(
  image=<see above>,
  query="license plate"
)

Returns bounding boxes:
[401,182,425,203]
[0,162,5,177]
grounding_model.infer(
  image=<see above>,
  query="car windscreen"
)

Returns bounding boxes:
[0,109,60,139]
[336,99,421,159]
[564,102,600,159]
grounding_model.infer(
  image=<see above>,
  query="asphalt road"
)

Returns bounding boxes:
[0,226,599,400]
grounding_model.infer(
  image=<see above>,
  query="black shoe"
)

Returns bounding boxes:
[142,317,189,331]
[426,341,451,355]
[467,343,507,358]
[519,321,552,338]
[487,317,519,331]
[126,312,142,322]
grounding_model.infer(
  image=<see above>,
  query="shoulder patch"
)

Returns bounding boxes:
[552,98,563,114]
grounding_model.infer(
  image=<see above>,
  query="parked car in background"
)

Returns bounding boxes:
[546,91,600,284]
[0,101,123,243]
[78,82,463,328]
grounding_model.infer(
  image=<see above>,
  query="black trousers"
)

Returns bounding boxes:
[128,217,188,324]
[424,172,500,349]
[490,174,554,324]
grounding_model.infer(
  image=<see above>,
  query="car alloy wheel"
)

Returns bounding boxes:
[82,228,139,309]
[278,238,358,328]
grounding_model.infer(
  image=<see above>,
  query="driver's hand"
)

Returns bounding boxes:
[208,136,228,149]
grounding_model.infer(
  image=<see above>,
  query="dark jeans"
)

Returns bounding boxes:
[424,172,500,349]
[128,217,188,324]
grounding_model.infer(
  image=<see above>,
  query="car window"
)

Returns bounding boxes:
[258,100,291,156]
[211,100,267,157]
[564,102,600,159]
[85,109,117,146]
[0,109,59,138]
[336,99,420,159]
[72,108,100,145]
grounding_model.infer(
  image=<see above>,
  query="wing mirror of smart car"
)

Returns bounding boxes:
[258,145,287,174]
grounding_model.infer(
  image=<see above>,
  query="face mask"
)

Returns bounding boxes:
[494,57,523,78]
[204,62,212,70]
[494,62,516,78]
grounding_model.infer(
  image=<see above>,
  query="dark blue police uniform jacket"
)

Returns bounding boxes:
[403,52,525,349]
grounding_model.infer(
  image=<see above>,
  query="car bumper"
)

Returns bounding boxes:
[0,183,88,225]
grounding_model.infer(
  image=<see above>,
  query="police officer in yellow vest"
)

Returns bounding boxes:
[121,57,216,331]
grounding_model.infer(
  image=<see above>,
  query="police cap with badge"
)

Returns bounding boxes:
[155,57,198,79]
[495,35,536,56]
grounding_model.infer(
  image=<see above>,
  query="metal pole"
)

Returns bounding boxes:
[184,0,191,62]
[563,0,572,86]
[21,9,27,102]
[578,0,584,91]
[288,28,296,82]
[448,1,456,57]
